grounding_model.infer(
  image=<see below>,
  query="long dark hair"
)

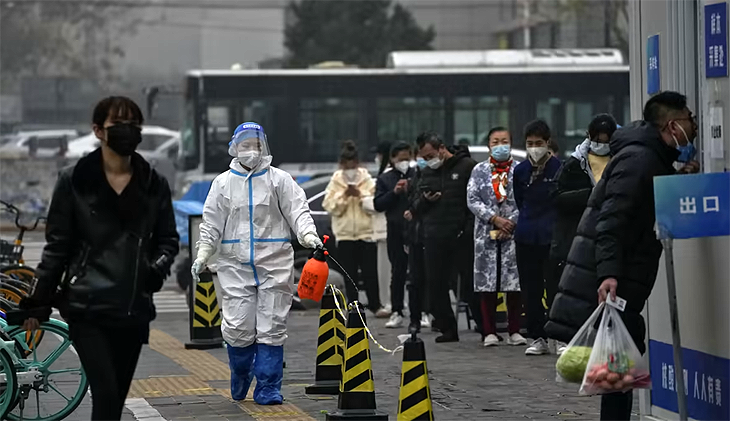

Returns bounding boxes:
[376,141,391,175]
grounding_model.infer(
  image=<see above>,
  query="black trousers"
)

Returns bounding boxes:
[424,235,475,334]
[516,243,555,339]
[549,257,566,311]
[337,240,381,311]
[407,242,428,326]
[600,390,633,420]
[386,223,409,315]
[69,321,144,420]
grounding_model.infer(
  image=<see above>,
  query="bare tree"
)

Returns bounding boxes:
[0,1,138,92]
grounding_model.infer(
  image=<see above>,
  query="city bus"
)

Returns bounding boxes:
[181,48,629,176]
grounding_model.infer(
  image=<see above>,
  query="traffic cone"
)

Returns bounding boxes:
[326,304,388,420]
[306,285,346,395]
[397,332,433,421]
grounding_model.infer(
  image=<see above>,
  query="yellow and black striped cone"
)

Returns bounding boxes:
[326,304,388,420]
[306,285,346,395]
[397,332,434,421]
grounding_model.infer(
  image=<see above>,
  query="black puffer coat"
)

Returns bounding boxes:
[33,149,179,328]
[545,121,679,354]
[412,148,477,239]
[549,153,594,262]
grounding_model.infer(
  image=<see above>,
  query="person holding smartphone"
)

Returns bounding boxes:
[413,132,477,343]
[323,141,386,316]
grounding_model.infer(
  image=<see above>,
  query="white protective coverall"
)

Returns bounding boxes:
[197,129,317,348]
[194,123,319,405]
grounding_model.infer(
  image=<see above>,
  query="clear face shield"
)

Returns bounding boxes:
[228,123,271,168]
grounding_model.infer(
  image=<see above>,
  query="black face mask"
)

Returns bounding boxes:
[106,124,142,156]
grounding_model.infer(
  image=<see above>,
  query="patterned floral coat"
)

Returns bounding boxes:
[466,160,520,293]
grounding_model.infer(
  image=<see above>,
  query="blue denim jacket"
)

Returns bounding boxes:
[513,156,561,245]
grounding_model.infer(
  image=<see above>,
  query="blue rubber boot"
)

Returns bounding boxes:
[252,344,284,405]
[227,343,256,400]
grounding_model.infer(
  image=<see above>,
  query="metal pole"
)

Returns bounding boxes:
[662,238,688,421]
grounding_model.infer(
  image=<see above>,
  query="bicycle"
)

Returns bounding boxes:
[0,200,46,291]
[0,310,88,421]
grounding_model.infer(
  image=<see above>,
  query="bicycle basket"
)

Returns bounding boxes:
[0,240,22,263]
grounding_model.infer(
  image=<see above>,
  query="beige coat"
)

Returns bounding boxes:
[323,168,376,242]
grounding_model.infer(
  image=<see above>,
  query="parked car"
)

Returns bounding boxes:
[0,129,80,158]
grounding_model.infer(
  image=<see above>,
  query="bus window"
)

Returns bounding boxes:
[536,97,562,134]
[454,96,510,145]
[564,100,594,138]
[205,105,232,173]
[377,97,444,143]
[299,98,366,162]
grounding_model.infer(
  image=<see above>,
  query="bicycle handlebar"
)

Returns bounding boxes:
[0,200,46,232]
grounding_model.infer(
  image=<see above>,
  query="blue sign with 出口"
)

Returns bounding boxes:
[650,340,729,420]
[647,34,660,94]
[654,172,730,239]
[706,2,728,78]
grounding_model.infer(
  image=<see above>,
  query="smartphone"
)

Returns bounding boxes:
[420,184,433,193]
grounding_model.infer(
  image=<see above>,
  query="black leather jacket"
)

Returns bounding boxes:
[32,149,179,325]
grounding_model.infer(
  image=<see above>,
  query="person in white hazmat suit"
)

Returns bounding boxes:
[191,122,322,405]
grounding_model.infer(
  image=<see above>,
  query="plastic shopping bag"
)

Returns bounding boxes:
[555,303,604,383]
[579,301,651,395]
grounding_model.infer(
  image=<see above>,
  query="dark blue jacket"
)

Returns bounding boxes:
[513,156,561,245]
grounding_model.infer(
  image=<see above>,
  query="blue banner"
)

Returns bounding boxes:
[649,340,730,420]
[706,2,728,78]
[654,172,730,239]
[648,34,661,94]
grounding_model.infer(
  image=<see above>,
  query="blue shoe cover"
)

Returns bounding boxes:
[227,343,255,400]
[253,344,284,405]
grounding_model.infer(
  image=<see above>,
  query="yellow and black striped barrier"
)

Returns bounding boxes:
[306,285,346,395]
[326,304,388,421]
[185,270,224,350]
[397,333,433,421]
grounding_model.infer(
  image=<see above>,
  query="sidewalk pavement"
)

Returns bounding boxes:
[96,307,638,421]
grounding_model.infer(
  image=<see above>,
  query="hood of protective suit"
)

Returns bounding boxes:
[228,122,272,170]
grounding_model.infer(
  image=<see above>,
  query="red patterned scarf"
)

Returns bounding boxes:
[490,157,512,203]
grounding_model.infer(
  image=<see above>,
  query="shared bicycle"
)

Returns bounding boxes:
[0,200,45,291]
[0,202,88,420]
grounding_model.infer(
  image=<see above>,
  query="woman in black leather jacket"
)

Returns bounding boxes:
[21,96,179,420]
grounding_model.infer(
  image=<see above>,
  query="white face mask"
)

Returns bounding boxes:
[589,141,611,156]
[426,157,443,170]
[238,150,260,168]
[394,161,410,174]
[527,146,548,162]
[343,169,359,183]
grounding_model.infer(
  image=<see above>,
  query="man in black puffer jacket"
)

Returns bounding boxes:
[414,132,477,343]
[545,91,699,421]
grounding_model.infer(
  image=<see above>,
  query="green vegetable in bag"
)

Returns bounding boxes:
[556,346,593,383]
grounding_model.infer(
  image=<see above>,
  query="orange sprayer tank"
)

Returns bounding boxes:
[297,235,330,302]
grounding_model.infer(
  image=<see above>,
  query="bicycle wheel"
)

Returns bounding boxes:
[0,285,44,358]
[0,283,25,305]
[0,267,34,291]
[5,321,88,421]
[0,345,19,420]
